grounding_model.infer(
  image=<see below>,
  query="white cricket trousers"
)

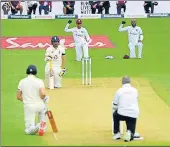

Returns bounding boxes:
[75,42,89,61]
[128,42,143,58]
[24,103,46,135]
[45,63,62,88]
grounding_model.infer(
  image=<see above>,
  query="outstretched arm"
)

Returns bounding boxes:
[64,23,73,33]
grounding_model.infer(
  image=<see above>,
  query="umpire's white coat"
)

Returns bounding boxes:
[112,83,139,118]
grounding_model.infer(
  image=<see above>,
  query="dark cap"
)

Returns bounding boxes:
[76,19,82,24]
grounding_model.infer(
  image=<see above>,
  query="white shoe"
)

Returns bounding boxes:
[112,132,121,140]
[134,132,144,140]
[124,130,131,142]
[134,132,140,138]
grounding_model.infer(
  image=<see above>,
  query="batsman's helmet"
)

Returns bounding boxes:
[51,36,60,44]
[26,64,37,75]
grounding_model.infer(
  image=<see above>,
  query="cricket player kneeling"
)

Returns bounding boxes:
[112,76,140,142]
[118,19,144,59]
[45,36,66,89]
[17,65,49,136]
[64,19,91,61]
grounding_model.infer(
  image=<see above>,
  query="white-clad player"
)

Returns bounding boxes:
[64,19,91,61]
[118,19,144,59]
[44,36,66,88]
[17,65,49,136]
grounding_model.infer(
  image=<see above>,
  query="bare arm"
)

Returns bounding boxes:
[17,80,23,101]
[17,90,23,101]
[40,87,46,99]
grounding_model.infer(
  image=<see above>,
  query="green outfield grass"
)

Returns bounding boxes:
[2,18,170,146]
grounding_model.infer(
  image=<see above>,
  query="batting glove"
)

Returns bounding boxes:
[122,21,126,24]
[44,56,52,62]
[68,20,72,24]
[59,68,67,77]
[43,96,49,104]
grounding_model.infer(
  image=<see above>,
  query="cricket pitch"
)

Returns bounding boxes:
[44,78,170,145]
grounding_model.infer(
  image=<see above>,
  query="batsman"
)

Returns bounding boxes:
[45,36,66,89]
[17,65,49,136]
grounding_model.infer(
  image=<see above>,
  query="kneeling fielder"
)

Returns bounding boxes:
[118,19,144,59]
[112,76,140,142]
[45,36,66,88]
[17,65,49,135]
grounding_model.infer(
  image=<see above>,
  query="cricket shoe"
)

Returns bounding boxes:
[38,121,46,136]
[133,132,144,140]
[112,132,121,140]
[124,130,131,142]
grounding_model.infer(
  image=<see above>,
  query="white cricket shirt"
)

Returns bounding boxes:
[45,45,65,67]
[64,23,90,44]
[113,83,139,118]
[118,24,144,44]
[18,75,45,105]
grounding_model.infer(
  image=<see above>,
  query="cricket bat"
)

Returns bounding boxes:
[49,60,54,89]
[46,105,58,133]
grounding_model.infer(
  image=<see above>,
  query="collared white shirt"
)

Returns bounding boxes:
[118,24,143,44]
[113,83,139,118]
[18,75,45,105]
[64,24,91,44]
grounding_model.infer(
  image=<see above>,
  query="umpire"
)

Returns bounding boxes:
[112,76,139,142]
